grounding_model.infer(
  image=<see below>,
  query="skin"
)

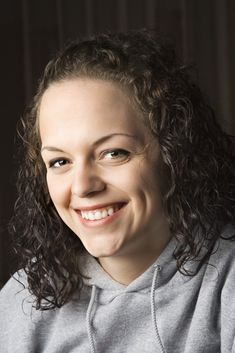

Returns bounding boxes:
[39,78,171,285]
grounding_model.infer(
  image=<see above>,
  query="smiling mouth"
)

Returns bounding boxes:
[78,203,126,221]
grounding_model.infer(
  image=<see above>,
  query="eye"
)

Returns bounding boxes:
[48,158,70,168]
[100,149,130,162]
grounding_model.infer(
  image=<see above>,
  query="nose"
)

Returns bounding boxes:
[71,162,106,198]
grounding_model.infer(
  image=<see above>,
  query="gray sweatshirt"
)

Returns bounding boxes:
[0,232,235,353]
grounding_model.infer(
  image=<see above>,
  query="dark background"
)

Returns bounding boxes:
[0,0,234,287]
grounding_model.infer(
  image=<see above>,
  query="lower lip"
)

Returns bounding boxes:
[76,204,127,228]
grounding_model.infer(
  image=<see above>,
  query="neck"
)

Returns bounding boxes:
[98,232,172,285]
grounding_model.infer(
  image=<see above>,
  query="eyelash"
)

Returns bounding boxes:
[48,158,70,168]
[47,149,130,169]
[100,149,130,161]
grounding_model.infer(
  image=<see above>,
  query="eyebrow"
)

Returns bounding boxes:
[41,133,138,153]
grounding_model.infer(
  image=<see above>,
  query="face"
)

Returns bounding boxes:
[39,78,170,262]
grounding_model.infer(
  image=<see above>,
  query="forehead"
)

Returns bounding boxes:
[39,78,150,143]
[40,78,136,117]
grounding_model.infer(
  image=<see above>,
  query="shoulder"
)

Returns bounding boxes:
[0,270,36,317]
[195,226,235,306]
[1,269,28,297]
[213,227,235,350]
[207,226,235,308]
[0,270,54,351]
[0,271,36,349]
[210,225,235,272]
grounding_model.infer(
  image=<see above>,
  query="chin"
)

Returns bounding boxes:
[84,242,122,259]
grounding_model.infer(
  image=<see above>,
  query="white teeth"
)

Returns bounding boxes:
[94,211,102,220]
[108,207,114,216]
[88,212,95,221]
[81,205,121,221]
[102,209,108,218]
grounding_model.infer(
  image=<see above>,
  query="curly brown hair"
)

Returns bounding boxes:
[10,29,235,310]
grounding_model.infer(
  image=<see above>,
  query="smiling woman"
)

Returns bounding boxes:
[0,29,235,353]
[39,79,168,277]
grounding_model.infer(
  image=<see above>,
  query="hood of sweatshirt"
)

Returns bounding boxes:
[1,229,235,353]
[78,237,181,353]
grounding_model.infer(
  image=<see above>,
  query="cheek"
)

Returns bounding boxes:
[106,165,140,196]
[111,164,156,206]
[46,174,70,207]
[138,162,163,208]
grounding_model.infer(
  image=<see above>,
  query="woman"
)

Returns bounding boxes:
[0,29,235,353]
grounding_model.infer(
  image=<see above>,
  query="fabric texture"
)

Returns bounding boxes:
[1,228,235,353]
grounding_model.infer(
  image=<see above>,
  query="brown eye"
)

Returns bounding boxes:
[101,149,130,160]
[49,158,69,168]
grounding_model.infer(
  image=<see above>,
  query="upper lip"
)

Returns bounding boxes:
[72,202,127,212]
